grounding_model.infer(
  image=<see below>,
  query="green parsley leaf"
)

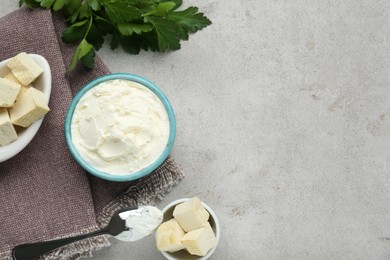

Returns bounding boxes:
[138,31,159,51]
[171,0,183,10]
[95,18,115,35]
[145,16,180,51]
[19,0,40,9]
[144,2,176,17]
[62,20,88,43]
[53,0,70,11]
[119,34,141,54]
[86,23,105,50]
[124,0,154,12]
[81,48,95,69]
[87,0,100,11]
[77,2,92,19]
[68,39,93,71]
[18,0,212,71]
[66,0,81,14]
[168,7,212,34]
[117,23,153,36]
[103,1,142,24]
[39,0,55,9]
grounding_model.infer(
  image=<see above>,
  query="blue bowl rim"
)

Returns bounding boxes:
[64,73,176,182]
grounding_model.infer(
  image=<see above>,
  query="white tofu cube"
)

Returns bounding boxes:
[0,78,21,107]
[173,197,210,232]
[9,87,50,127]
[156,219,186,253]
[7,52,43,86]
[0,108,18,146]
[3,73,30,101]
[181,222,217,256]
[4,72,23,85]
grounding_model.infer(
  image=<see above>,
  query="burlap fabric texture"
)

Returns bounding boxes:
[0,7,184,260]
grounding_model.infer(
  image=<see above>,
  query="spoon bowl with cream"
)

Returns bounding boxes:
[65,73,176,181]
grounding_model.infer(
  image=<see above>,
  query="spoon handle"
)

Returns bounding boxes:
[12,228,108,260]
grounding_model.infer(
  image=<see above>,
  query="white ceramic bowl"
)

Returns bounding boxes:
[158,198,221,260]
[0,54,51,162]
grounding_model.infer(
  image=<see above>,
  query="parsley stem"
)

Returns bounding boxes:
[84,15,93,40]
[93,15,112,24]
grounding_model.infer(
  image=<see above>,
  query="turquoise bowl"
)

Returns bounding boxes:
[64,73,176,182]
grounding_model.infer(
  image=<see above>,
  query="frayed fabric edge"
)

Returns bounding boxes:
[96,157,185,227]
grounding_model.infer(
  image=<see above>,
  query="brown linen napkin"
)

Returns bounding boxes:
[0,7,184,260]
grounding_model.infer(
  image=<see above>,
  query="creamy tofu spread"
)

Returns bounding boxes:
[71,79,169,175]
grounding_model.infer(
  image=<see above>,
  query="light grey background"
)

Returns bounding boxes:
[2,1,390,259]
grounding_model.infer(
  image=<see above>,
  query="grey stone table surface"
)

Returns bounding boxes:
[2,1,390,259]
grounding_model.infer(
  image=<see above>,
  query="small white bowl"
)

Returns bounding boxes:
[158,198,221,260]
[0,54,51,162]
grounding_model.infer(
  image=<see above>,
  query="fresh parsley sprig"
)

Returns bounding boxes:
[19,0,212,71]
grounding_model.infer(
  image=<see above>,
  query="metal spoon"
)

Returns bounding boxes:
[12,205,163,260]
